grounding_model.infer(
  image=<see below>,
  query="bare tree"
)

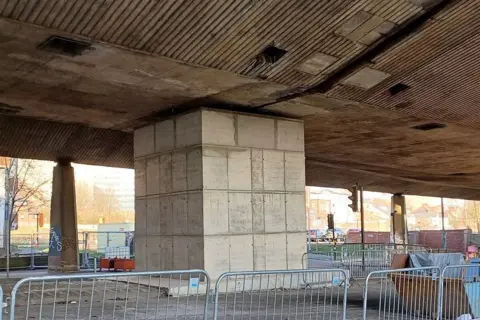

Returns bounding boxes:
[93,187,121,223]
[0,158,51,276]
[1,158,51,234]
[76,181,96,224]
[76,183,123,224]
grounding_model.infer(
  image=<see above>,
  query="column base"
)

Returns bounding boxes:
[48,256,79,273]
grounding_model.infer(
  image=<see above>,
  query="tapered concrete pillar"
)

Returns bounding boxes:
[134,109,306,278]
[391,193,408,245]
[48,159,79,273]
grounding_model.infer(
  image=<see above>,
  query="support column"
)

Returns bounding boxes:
[48,159,79,273]
[391,193,408,245]
[134,109,306,278]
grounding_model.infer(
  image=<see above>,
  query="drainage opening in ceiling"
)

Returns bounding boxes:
[412,123,447,131]
[389,83,410,95]
[244,45,287,78]
[260,45,287,64]
[38,36,91,56]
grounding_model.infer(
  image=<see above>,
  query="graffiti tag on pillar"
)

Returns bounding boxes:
[49,226,62,256]
[126,232,134,246]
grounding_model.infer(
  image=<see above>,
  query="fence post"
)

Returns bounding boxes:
[0,286,3,320]
[81,232,88,269]
[29,234,34,270]
[437,269,444,320]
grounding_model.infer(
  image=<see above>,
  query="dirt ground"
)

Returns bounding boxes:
[0,276,445,320]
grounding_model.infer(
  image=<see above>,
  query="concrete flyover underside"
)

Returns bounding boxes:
[0,0,480,199]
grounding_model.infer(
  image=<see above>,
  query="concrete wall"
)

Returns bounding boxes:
[346,230,470,253]
[346,231,391,244]
[409,229,470,253]
[134,109,306,278]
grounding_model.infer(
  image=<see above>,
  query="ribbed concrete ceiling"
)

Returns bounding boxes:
[329,0,480,129]
[0,0,423,87]
[1,0,480,199]
[0,115,132,168]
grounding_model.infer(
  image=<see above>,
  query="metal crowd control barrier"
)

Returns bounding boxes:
[344,250,391,284]
[438,264,480,320]
[0,286,3,320]
[304,249,393,286]
[302,252,344,270]
[362,266,441,320]
[213,269,347,320]
[4,232,135,271]
[9,269,210,320]
[338,243,431,254]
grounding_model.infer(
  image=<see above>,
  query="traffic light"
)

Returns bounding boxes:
[348,186,359,212]
[327,214,335,230]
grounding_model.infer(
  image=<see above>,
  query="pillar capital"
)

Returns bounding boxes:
[56,157,72,166]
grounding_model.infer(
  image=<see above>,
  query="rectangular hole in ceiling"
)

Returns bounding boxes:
[389,83,410,96]
[38,36,91,57]
[260,45,287,64]
[412,123,447,131]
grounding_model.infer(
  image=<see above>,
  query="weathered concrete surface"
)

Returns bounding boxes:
[48,161,79,273]
[135,109,306,278]
[1,2,480,199]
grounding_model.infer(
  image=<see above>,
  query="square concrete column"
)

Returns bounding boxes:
[48,160,79,273]
[391,193,408,245]
[134,109,306,278]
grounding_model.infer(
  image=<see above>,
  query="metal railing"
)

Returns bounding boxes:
[5,234,49,270]
[438,264,480,320]
[362,264,480,320]
[304,249,397,286]
[9,269,210,320]
[81,231,134,270]
[363,266,441,320]
[4,262,480,319]
[0,286,3,320]
[338,243,431,253]
[4,231,135,271]
[305,244,432,287]
[343,250,392,283]
[213,269,348,320]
